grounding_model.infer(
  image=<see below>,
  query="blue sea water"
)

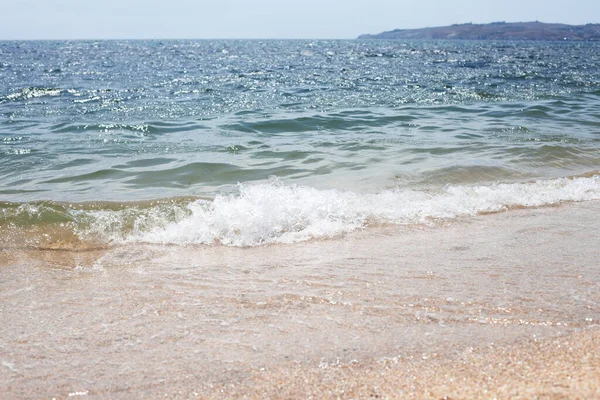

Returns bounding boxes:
[1,39,600,246]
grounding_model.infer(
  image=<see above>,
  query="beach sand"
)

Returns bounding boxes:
[1,201,599,399]
[207,329,600,399]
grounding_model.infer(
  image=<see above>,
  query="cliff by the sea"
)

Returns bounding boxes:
[358,21,600,40]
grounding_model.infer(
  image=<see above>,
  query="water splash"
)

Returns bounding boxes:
[116,175,600,246]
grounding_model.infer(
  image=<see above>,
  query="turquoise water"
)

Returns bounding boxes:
[1,40,600,246]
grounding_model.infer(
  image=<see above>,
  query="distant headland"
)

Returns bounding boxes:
[358,21,600,41]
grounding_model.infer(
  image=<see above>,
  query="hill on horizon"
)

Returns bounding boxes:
[358,21,600,41]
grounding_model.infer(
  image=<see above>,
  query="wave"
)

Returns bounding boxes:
[3,175,599,248]
[2,87,79,102]
[125,175,600,246]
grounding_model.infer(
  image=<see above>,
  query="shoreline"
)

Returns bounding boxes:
[1,200,599,398]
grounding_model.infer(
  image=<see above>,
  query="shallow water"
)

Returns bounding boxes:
[1,201,599,397]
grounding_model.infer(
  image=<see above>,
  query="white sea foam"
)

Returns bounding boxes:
[113,175,600,247]
[5,87,74,101]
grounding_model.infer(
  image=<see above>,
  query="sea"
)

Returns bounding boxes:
[3,39,600,398]
[1,39,600,248]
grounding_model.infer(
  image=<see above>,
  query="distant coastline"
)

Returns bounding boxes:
[358,21,600,41]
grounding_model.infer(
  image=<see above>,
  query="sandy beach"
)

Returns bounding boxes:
[208,329,600,399]
[1,200,599,399]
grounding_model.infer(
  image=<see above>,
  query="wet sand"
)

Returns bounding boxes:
[1,201,600,399]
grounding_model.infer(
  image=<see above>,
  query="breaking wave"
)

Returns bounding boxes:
[2,175,600,248]
[73,175,600,246]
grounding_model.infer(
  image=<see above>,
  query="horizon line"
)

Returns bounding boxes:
[2,20,599,42]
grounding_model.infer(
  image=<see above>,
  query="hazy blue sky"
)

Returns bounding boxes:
[1,0,599,40]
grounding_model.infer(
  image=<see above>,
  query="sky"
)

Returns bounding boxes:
[1,0,599,40]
